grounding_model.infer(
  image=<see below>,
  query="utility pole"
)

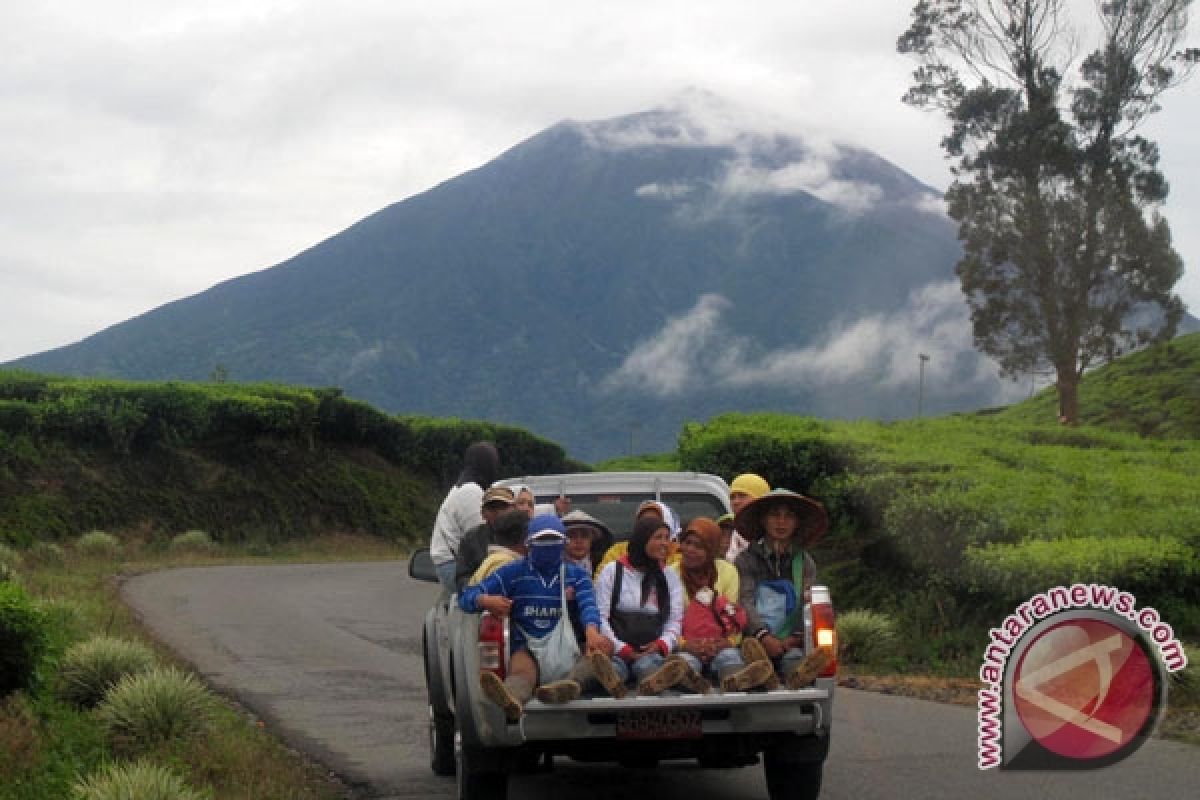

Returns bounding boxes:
[917,353,930,417]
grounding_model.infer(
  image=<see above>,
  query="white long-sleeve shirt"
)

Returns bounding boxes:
[594,558,684,654]
[429,482,484,565]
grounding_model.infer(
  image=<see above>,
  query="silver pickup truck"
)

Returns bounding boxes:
[408,471,836,800]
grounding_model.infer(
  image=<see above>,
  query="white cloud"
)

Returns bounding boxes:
[603,282,1030,405]
[717,156,884,212]
[635,181,694,200]
[601,294,731,395]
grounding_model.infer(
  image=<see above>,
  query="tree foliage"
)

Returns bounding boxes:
[898,0,1199,422]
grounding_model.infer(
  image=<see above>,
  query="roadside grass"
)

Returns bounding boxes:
[1,533,404,800]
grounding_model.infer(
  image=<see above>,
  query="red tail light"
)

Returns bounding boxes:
[478,612,508,679]
[809,586,837,677]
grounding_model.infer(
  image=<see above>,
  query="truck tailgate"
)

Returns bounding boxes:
[518,687,830,742]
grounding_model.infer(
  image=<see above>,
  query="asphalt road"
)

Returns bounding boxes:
[121,562,1198,800]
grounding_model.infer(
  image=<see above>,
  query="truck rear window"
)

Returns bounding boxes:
[540,492,727,542]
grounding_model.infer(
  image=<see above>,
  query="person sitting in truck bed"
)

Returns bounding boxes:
[670,517,775,692]
[454,485,518,590]
[459,514,615,720]
[593,515,709,696]
[467,508,529,584]
[734,489,833,689]
[593,499,681,579]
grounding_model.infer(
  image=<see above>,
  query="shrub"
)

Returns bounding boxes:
[0,561,19,585]
[25,541,66,567]
[836,609,900,668]
[73,760,210,800]
[76,531,121,558]
[98,667,213,750]
[0,543,22,571]
[169,530,216,554]
[0,582,47,696]
[57,636,158,709]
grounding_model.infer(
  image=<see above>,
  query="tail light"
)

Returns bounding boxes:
[809,585,838,677]
[478,612,509,679]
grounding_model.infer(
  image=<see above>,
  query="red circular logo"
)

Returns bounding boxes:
[1012,617,1155,760]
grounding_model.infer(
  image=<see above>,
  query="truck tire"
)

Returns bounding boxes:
[429,705,455,776]
[455,732,508,800]
[763,752,822,800]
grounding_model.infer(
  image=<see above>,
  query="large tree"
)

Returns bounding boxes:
[899,0,1197,422]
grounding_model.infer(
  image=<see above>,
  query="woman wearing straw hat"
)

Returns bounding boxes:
[733,489,832,689]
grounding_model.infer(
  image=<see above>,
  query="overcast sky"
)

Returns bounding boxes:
[2,1,1198,365]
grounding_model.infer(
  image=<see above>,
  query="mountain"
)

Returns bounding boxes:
[13,100,1184,460]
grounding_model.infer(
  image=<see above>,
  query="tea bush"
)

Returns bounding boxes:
[0,582,47,696]
[98,667,213,750]
[73,760,210,800]
[57,635,158,709]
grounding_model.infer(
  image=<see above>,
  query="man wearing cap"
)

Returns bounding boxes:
[453,486,517,591]
[726,473,770,562]
[459,514,615,720]
[733,489,832,690]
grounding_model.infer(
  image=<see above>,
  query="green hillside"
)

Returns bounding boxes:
[678,406,1200,666]
[994,331,1200,438]
[0,371,581,547]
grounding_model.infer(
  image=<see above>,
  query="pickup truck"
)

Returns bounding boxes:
[408,471,836,800]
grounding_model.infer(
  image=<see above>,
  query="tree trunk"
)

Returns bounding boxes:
[1055,369,1079,425]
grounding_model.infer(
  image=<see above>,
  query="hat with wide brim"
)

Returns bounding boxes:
[561,510,611,540]
[733,489,828,548]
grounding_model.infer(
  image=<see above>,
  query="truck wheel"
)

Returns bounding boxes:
[429,705,455,776]
[763,752,822,800]
[455,732,508,800]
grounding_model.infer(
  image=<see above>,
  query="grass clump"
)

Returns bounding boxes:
[170,530,217,555]
[837,609,900,669]
[76,531,122,559]
[25,541,66,567]
[97,667,213,751]
[0,543,22,572]
[0,581,47,696]
[57,635,158,709]
[73,759,210,800]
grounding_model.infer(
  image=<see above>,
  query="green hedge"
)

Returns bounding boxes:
[964,535,1199,612]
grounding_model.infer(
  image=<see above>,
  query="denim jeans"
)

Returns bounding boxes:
[677,647,744,679]
[611,651,665,685]
[434,559,458,595]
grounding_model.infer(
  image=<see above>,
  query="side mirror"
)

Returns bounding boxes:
[408,547,438,583]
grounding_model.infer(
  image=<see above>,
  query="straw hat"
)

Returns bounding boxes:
[733,488,828,548]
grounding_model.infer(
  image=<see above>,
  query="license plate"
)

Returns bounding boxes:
[615,709,702,740]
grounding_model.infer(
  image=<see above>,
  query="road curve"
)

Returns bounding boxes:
[121,563,1197,799]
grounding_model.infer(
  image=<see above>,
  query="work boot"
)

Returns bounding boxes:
[481,671,523,722]
[669,655,712,694]
[740,636,780,689]
[638,656,689,696]
[740,636,769,665]
[785,648,832,690]
[535,680,582,704]
[719,659,776,693]
[588,651,628,699]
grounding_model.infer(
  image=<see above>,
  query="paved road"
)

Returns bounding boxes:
[121,563,1198,800]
